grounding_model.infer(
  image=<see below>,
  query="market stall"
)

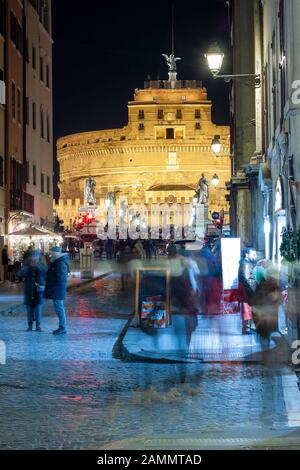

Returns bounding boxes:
[8,226,63,261]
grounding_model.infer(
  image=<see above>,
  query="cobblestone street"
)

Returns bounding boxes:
[0,275,299,450]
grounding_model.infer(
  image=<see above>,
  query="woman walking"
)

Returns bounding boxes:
[19,250,47,332]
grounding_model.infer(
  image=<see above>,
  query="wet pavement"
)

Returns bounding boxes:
[123,313,290,363]
[0,274,299,450]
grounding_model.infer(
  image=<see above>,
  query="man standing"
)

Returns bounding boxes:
[1,245,9,281]
[44,246,69,335]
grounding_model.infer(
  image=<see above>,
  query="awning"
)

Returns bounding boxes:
[63,234,81,240]
[9,226,60,237]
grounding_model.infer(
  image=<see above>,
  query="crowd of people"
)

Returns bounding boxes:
[165,238,222,317]
[63,237,163,261]
[1,235,283,340]
[128,237,282,340]
[62,237,285,342]
[105,237,161,261]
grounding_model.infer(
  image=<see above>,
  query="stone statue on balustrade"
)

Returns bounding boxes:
[84,176,96,205]
[196,174,209,204]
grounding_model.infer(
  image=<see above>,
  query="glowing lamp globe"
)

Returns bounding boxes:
[205,43,224,75]
[211,174,220,187]
[211,135,222,154]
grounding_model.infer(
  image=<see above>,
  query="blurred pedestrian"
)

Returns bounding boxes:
[119,240,132,289]
[18,250,47,332]
[253,258,270,284]
[13,260,22,281]
[44,246,69,335]
[8,259,14,281]
[252,260,280,339]
[22,243,36,266]
[144,238,154,260]
[238,247,257,334]
[134,239,144,259]
[105,237,114,260]
[166,240,177,259]
[68,239,76,260]
[197,238,221,315]
[1,245,9,281]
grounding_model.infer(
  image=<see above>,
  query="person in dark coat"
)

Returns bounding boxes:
[44,246,69,335]
[1,245,9,281]
[22,245,34,266]
[105,237,114,260]
[166,240,177,259]
[144,239,154,260]
[118,240,132,289]
[18,251,47,332]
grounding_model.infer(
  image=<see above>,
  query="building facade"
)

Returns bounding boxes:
[229,0,300,261]
[0,0,5,275]
[261,0,300,341]
[261,0,300,261]
[229,0,300,341]
[25,0,53,228]
[5,0,26,234]
[227,0,264,252]
[55,75,231,233]
[0,0,53,278]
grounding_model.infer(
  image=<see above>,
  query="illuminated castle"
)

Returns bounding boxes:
[55,59,231,230]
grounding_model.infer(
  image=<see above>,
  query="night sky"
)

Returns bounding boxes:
[52,0,231,192]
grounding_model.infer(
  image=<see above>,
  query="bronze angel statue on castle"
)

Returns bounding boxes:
[162,53,181,72]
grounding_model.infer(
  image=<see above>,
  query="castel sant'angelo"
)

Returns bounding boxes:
[55,54,231,231]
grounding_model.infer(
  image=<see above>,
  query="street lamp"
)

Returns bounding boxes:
[211,135,222,155]
[204,42,224,75]
[211,174,220,187]
[205,42,261,87]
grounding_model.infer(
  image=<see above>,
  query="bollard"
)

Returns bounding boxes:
[79,245,94,279]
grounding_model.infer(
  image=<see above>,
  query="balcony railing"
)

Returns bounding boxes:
[10,190,34,214]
